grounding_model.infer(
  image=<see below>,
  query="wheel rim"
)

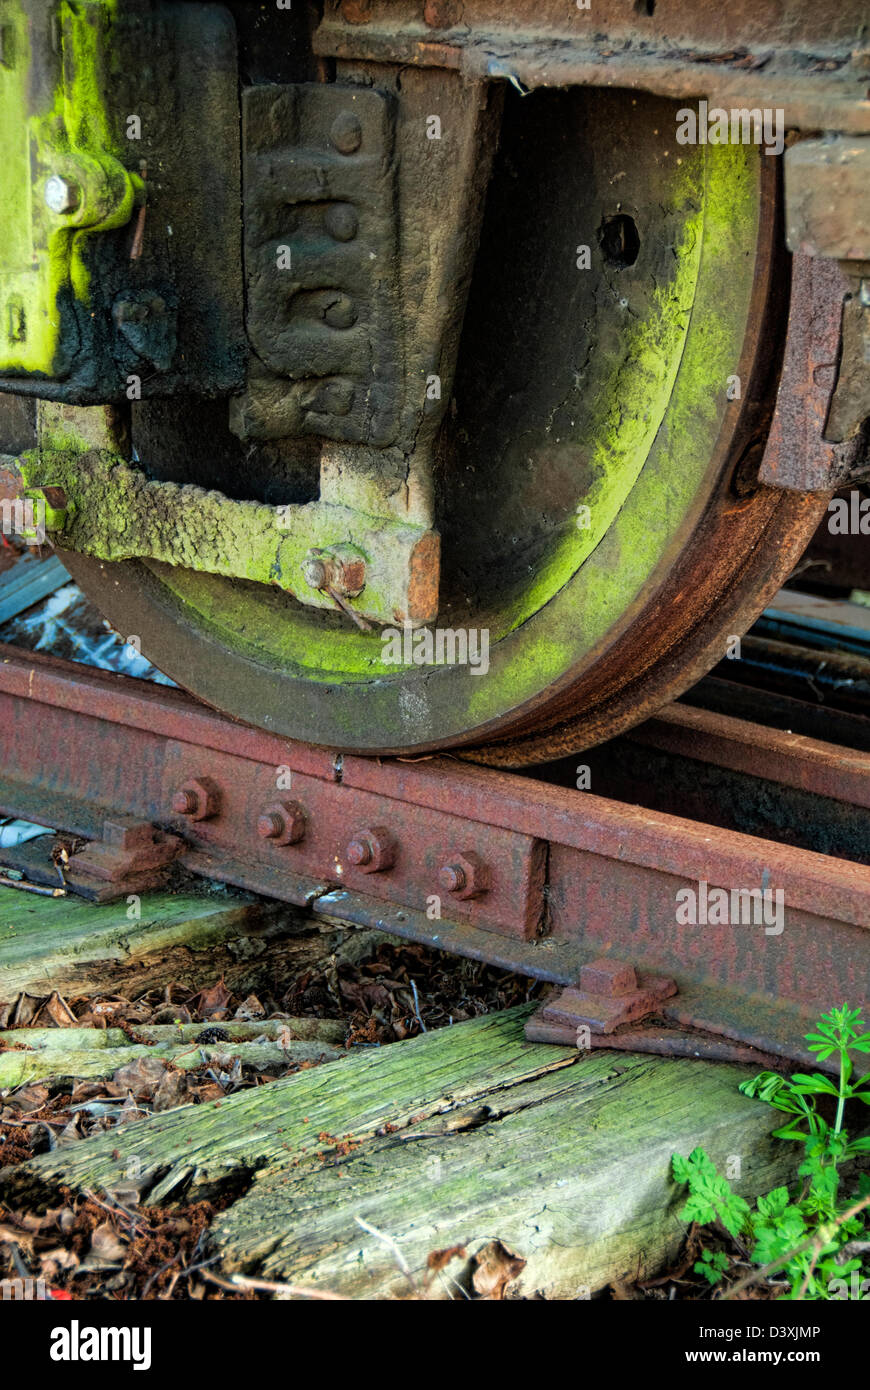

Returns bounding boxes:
[60,88,827,759]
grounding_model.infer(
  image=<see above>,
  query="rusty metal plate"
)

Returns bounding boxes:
[315,0,870,133]
[159,741,546,940]
[758,255,862,492]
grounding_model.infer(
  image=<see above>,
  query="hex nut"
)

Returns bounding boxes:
[257,800,306,846]
[44,174,80,215]
[171,777,221,821]
[346,826,396,873]
[439,850,490,900]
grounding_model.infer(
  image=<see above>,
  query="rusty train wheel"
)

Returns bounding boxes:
[57,88,830,763]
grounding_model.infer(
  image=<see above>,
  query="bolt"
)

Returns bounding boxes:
[257,800,306,846]
[301,547,366,598]
[330,111,363,155]
[102,817,161,850]
[438,851,490,900]
[578,959,638,997]
[324,203,359,242]
[440,863,465,893]
[301,554,328,589]
[171,777,221,821]
[44,174,80,215]
[346,837,371,866]
[345,827,397,873]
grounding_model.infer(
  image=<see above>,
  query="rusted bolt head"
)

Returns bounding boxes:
[171,777,221,821]
[301,547,366,598]
[44,174,80,215]
[346,827,396,873]
[102,816,161,850]
[578,959,638,998]
[439,851,490,900]
[257,800,306,846]
[330,111,363,155]
[301,553,328,589]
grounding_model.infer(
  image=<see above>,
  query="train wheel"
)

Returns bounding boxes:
[57,89,829,762]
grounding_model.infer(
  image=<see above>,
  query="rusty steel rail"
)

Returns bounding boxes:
[631,703,870,811]
[0,640,868,1070]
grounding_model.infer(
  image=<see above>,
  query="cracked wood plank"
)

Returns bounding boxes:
[0,887,307,1002]
[1,1005,799,1296]
[0,1019,346,1086]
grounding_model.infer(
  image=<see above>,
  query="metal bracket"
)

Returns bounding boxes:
[0,816,182,902]
[232,82,402,448]
[781,138,870,456]
[11,435,439,627]
[0,0,244,402]
[524,959,678,1045]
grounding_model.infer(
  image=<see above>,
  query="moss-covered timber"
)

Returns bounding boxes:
[2,1006,801,1298]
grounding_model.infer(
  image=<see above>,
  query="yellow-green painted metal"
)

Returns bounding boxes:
[0,0,138,378]
[15,445,438,627]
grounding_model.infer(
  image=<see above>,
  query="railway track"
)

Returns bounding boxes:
[1,631,868,1073]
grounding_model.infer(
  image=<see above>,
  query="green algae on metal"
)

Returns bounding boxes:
[119,142,763,747]
[462,140,760,731]
[48,141,768,754]
[0,0,137,377]
[19,444,435,628]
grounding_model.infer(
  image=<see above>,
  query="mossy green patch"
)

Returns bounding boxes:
[0,0,136,376]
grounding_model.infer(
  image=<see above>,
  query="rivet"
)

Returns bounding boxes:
[330,111,363,154]
[324,203,359,241]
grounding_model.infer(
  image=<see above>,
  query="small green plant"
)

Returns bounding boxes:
[672,1005,870,1299]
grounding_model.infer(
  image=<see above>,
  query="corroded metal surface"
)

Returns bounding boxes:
[0,642,867,1069]
[315,0,870,132]
[758,255,862,491]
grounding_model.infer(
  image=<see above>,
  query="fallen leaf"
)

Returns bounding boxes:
[35,991,77,1027]
[83,1222,127,1268]
[187,978,231,1021]
[153,1067,188,1112]
[112,1056,167,1096]
[234,994,265,1021]
[472,1240,526,1300]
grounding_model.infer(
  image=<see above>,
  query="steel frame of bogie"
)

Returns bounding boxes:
[0,641,867,1072]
